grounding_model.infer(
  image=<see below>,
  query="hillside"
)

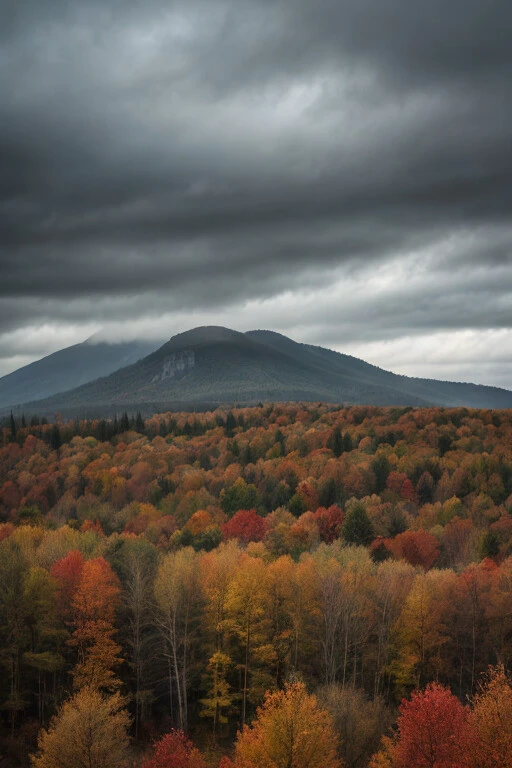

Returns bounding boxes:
[4,402,512,764]
[0,336,161,410]
[3,326,512,416]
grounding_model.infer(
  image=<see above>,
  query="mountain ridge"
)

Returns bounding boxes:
[0,337,162,411]
[2,326,511,416]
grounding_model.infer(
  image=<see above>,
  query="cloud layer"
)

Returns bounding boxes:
[1,0,511,385]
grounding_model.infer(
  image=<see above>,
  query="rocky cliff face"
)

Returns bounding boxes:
[151,350,195,383]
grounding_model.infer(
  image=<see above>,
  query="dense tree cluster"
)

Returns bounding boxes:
[1,403,512,765]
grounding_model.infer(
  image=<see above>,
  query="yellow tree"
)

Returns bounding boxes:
[200,540,241,655]
[288,556,322,675]
[392,570,453,690]
[234,681,343,768]
[225,553,269,723]
[264,556,295,687]
[466,665,512,768]
[199,651,233,736]
[154,547,201,730]
[31,686,131,768]
[372,560,415,696]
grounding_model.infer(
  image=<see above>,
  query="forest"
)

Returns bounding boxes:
[1,402,512,767]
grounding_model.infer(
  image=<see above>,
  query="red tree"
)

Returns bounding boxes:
[385,530,440,570]
[222,509,266,545]
[50,549,85,620]
[394,683,468,768]
[141,730,206,768]
[313,505,344,543]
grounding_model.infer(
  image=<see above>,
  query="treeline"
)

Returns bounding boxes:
[2,403,512,563]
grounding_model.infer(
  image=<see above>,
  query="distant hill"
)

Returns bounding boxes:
[0,337,161,411]
[4,326,512,417]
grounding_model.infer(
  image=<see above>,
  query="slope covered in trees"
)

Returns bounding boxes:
[2,403,512,766]
[0,337,160,410]
[6,326,512,417]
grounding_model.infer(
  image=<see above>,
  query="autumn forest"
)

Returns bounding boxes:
[1,403,512,767]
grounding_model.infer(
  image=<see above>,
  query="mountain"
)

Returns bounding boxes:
[0,336,161,410]
[4,326,512,417]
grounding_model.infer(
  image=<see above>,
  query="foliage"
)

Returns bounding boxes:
[234,681,342,768]
[342,503,374,547]
[30,687,131,768]
[392,683,469,768]
[141,730,207,768]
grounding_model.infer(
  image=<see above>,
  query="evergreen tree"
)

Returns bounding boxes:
[50,424,62,455]
[135,412,145,433]
[9,411,16,440]
[225,411,236,438]
[97,420,108,443]
[342,503,374,547]
[481,530,500,559]
[275,429,286,453]
[371,455,390,494]
[328,426,343,458]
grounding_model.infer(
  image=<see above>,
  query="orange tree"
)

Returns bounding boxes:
[233,681,343,768]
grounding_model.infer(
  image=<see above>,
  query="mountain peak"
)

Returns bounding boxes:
[164,326,247,347]
[4,325,512,416]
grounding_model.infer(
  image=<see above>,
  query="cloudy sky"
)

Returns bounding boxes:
[1,0,512,387]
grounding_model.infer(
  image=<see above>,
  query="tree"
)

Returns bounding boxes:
[234,681,343,768]
[0,540,30,734]
[31,687,131,768]
[342,504,374,547]
[225,411,237,438]
[392,571,452,689]
[319,685,392,768]
[480,530,501,559]
[221,478,260,518]
[50,425,62,455]
[384,530,440,570]
[225,554,268,723]
[466,665,512,768]
[313,506,344,544]
[113,537,157,739]
[50,549,84,621]
[141,730,206,768]
[328,427,344,458]
[392,683,468,768]
[69,557,122,692]
[222,510,266,545]
[416,471,434,505]
[154,547,201,730]
[199,651,234,736]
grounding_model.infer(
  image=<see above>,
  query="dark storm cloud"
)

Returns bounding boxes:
[1,0,512,381]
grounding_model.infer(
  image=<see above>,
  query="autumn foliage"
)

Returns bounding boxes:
[234,682,342,768]
[222,509,266,544]
[1,404,512,765]
[392,683,469,768]
[31,687,130,768]
[141,730,207,768]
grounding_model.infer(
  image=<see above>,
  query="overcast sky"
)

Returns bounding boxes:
[1,0,512,387]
